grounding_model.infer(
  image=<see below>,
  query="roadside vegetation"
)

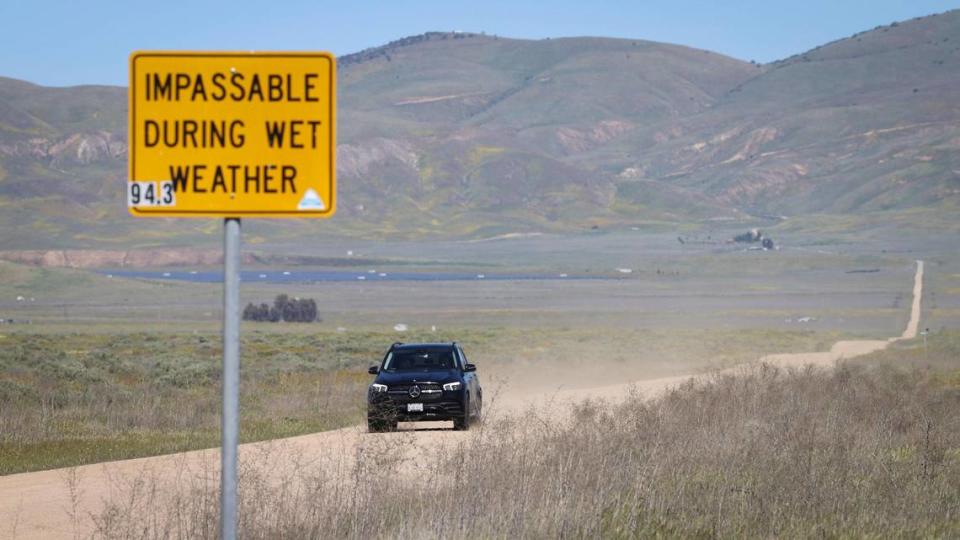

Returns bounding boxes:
[0,330,488,474]
[0,325,842,477]
[0,327,846,475]
[92,332,960,538]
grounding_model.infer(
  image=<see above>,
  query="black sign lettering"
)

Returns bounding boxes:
[247,74,264,101]
[244,166,260,193]
[169,165,190,193]
[230,72,245,100]
[144,120,159,147]
[191,74,207,101]
[192,164,207,193]
[304,73,318,102]
[211,73,226,101]
[175,73,190,99]
[281,166,297,193]
[286,74,301,102]
[265,121,285,148]
[263,165,277,193]
[268,75,283,101]
[183,120,198,147]
[209,121,225,147]
[166,164,301,194]
[308,120,322,148]
[229,120,245,147]
[289,121,304,149]
[154,73,172,101]
[211,166,227,193]
[144,71,325,103]
[141,120,246,149]
[228,165,241,193]
[264,120,323,149]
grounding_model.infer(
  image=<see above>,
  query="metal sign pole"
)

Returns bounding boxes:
[221,217,241,539]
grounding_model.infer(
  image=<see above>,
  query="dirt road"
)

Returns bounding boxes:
[0,261,924,539]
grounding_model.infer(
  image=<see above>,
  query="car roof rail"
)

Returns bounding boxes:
[390,342,403,349]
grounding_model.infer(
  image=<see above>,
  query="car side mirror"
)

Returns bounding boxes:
[368,365,379,375]
[464,363,476,372]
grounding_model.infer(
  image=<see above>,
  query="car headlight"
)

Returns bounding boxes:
[370,383,388,393]
[442,381,462,391]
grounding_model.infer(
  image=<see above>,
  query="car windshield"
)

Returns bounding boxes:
[383,350,455,372]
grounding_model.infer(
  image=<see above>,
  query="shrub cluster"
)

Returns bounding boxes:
[243,294,319,323]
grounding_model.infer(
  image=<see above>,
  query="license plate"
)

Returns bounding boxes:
[407,403,424,412]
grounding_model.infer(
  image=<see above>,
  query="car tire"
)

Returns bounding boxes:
[368,418,398,432]
[368,408,396,433]
[453,396,471,431]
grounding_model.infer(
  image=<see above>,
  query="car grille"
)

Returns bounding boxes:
[387,383,443,401]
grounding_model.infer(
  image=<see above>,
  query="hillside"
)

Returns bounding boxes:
[334,32,758,237]
[597,11,960,219]
[1,12,959,250]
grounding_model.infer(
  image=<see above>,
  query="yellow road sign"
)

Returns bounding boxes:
[128,52,335,217]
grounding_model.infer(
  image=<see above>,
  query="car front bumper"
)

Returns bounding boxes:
[368,393,465,422]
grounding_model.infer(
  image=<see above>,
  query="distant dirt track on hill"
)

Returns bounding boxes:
[0,261,924,539]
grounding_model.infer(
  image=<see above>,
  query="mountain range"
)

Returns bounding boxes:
[1,10,958,250]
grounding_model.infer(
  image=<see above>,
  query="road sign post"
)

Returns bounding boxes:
[128,51,336,540]
[221,217,241,538]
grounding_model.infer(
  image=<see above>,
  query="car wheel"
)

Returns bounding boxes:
[453,397,471,431]
[367,411,390,433]
[475,391,482,421]
[368,417,398,432]
[368,408,396,433]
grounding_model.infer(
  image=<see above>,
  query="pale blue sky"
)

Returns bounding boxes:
[1,0,958,87]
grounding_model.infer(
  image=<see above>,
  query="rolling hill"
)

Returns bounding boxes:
[0,10,958,251]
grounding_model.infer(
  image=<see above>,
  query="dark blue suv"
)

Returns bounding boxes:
[367,342,482,432]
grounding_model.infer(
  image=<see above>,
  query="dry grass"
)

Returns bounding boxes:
[92,362,960,539]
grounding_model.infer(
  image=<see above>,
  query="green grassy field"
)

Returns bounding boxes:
[0,331,366,474]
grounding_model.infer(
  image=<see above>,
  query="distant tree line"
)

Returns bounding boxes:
[243,294,319,323]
